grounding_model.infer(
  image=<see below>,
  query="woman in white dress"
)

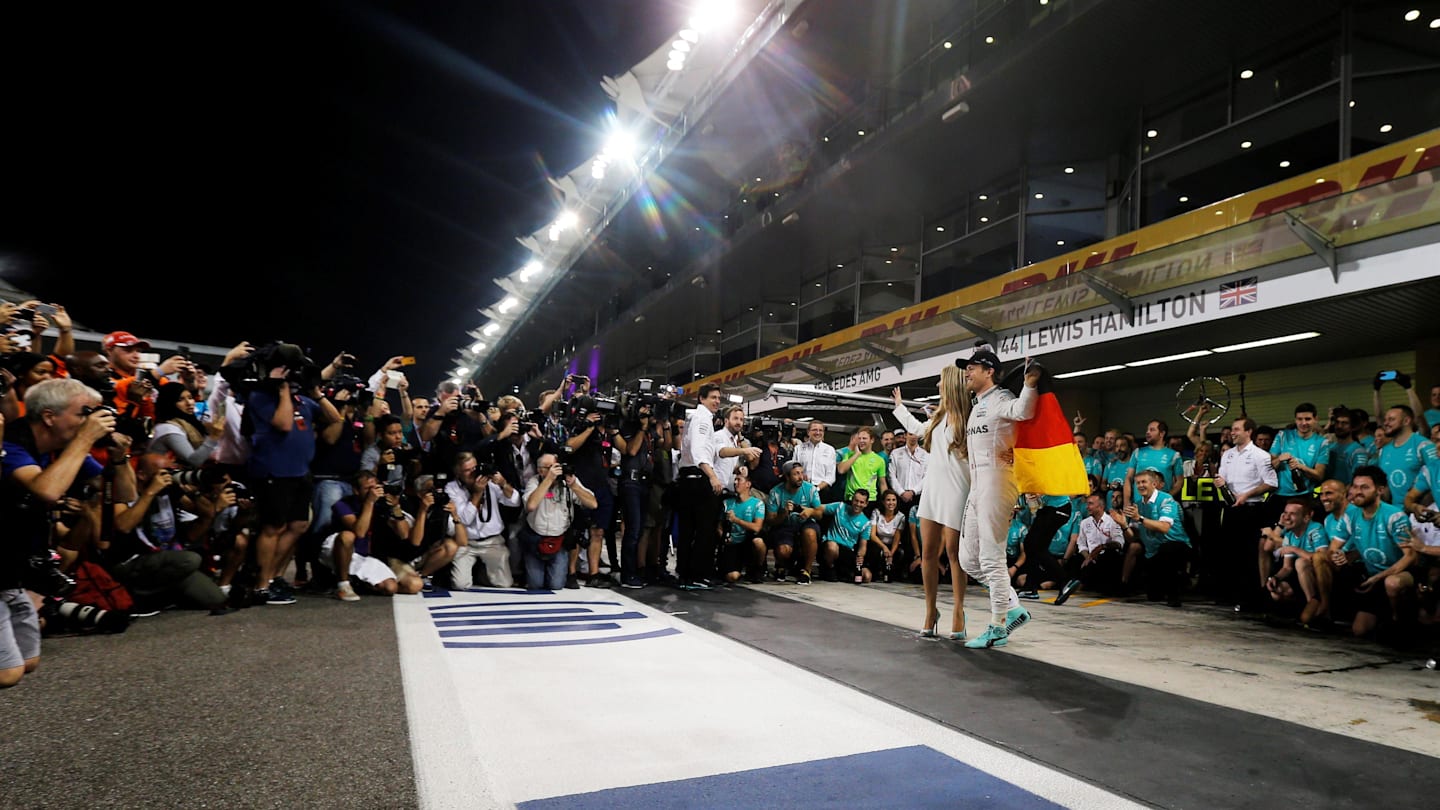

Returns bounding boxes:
[891,364,972,639]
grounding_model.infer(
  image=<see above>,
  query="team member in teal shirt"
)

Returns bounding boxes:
[1320,408,1369,485]
[1076,433,1104,481]
[1120,470,1191,606]
[1261,498,1328,610]
[1103,436,1136,510]
[1376,405,1436,504]
[1006,510,1029,589]
[1338,466,1417,637]
[1128,420,1185,504]
[721,468,768,584]
[1271,403,1327,496]
[819,490,874,582]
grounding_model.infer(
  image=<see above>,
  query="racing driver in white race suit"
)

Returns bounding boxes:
[960,344,1041,649]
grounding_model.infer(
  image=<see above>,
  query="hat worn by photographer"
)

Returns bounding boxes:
[959,343,1002,373]
[102,331,151,352]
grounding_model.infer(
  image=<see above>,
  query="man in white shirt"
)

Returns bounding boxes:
[446,452,522,589]
[674,384,726,588]
[1214,416,1278,609]
[520,453,597,590]
[792,421,838,503]
[711,405,759,485]
[1071,492,1125,593]
[887,428,928,514]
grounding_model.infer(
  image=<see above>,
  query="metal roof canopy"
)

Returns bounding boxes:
[726,166,1440,404]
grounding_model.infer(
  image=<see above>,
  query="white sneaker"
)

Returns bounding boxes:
[336,581,361,602]
[219,584,232,597]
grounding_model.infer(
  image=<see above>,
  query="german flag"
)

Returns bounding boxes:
[1010,367,1089,496]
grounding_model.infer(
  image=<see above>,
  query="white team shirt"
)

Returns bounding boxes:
[1218,441,1278,497]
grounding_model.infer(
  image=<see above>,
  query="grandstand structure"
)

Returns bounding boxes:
[462,0,1440,429]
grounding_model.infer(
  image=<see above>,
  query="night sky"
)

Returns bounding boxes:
[0,1,675,389]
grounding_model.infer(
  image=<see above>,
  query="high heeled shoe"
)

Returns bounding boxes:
[918,610,940,639]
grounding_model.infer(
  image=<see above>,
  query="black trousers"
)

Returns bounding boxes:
[673,473,718,583]
[1142,542,1190,601]
[1023,504,1072,587]
[1219,502,1268,604]
[1067,547,1123,593]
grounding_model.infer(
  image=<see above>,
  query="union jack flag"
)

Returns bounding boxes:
[1219,277,1258,308]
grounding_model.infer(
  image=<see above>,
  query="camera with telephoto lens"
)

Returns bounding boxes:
[43,600,129,634]
[23,551,75,598]
[457,384,490,413]
[619,378,680,423]
[78,404,123,447]
[218,341,312,397]
[170,466,228,491]
[431,473,451,508]
[568,394,621,431]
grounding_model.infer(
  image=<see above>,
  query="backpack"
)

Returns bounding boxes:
[70,560,135,613]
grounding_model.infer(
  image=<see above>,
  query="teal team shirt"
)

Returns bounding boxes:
[1282,522,1329,554]
[1271,429,1326,496]
[767,482,821,526]
[1321,436,1369,485]
[1051,498,1084,556]
[1377,433,1436,504]
[1103,455,1133,509]
[1341,501,1412,576]
[1006,517,1028,558]
[1130,446,1184,501]
[821,502,872,550]
[1083,454,1104,481]
[722,494,767,545]
[1324,504,1363,547]
[1136,490,1190,558]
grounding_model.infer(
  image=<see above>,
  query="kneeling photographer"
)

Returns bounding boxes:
[445,451,521,589]
[1,379,128,687]
[95,454,229,614]
[521,453,597,591]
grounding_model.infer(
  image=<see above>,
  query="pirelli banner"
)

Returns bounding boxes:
[700,129,1440,389]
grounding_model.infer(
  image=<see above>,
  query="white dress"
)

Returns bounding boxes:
[892,405,971,531]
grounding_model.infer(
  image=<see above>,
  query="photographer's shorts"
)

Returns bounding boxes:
[1,589,40,671]
[319,534,396,587]
[253,476,314,528]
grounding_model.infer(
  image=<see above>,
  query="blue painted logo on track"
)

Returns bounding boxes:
[422,588,680,648]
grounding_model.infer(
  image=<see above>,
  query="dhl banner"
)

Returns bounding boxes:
[697,129,1440,388]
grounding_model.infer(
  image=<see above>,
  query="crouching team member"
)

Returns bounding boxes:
[765,460,822,583]
[1120,470,1191,607]
[720,467,767,584]
[819,489,873,582]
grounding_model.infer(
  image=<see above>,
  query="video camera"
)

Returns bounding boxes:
[617,378,681,424]
[568,393,622,431]
[218,341,315,397]
[323,375,374,424]
[744,415,785,437]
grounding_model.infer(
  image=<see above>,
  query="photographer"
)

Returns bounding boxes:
[322,470,418,600]
[521,453,597,591]
[362,414,417,492]
[95,454,229,613]
[564,393,618,588]
[611,400,671,588]
[419,381,489,475]
[1,379,125,687]
[393,474,462,586]
[150,383,223,468]
[244,344,320,606]
[446,452,521,589]
[301,382,368,586]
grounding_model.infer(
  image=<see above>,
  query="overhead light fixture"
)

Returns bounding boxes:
[890,246,899,252]
[1405,9,1420,22]
[602,127,638,164]
[448,377,461,385]
[979,216,989,223]
[482,323,501,336]
[728,394,744,403]
[1125,350,1213,367]
[679,28,699,42]
[1278,160,1291,168]
[822,135,830,142]
[943,41,952,49]
[1239,69,1254,79]
[984,35,995,44]
[1431,18,1440,29]
[836,263,844,268]
[689,0,735,32]
[1054,365,1125,379]
[498,296,519,313]
[1211,332,1321,353]
[672,39,691,53]
[941,101,970,122]
[1034,192,1044,199]
[519,260,543,282]
[782,211,799,225]
[1056,240,1065,246]
[1380,123,1393,133]
[1178,196,1189,202]
[1064,167,1074,174]
[857,129,866,136]
[1146,129,1158,138]
[667,58,685,71]
[555,210,579,230]
[471,342,486,353]
[936,226,945,232]
[978,194,988,200]
[456,367,470,376]
[1240,140,1252,149]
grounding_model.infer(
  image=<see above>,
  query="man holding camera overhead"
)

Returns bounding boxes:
[245,343,320,606]
[2,378,130,687]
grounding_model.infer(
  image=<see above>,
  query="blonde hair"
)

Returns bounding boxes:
[922,364,970,460]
